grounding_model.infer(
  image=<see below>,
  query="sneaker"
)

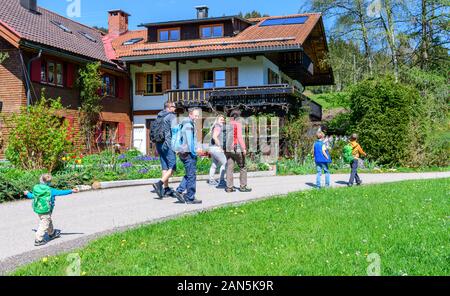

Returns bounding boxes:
[225,187,236,193]
[239,186,252,192]
[164,187,175,197]
[152,181,164,198]
[185,199,202,204]
[356,181,363,186]
[173,191,186,203]
[347,183,353,187]
[34,240,46,246]
[208,179,219,186]
[48,229,61,241]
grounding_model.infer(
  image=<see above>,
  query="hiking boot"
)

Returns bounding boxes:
[216,180,227,189]
[185,199,202,205]
[225,187,236,193]
[34,240,46,247]
[208,179,219,186]
[173,191,186,203]
[164,187,175,197]
[48,229,61,241]
[239,186,252,192]
[152,181,164,198]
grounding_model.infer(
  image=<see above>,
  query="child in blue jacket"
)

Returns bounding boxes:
[313,131,332,188]
[24,173,79,246]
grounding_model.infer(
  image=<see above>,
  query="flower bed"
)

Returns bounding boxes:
[0,149,272,203]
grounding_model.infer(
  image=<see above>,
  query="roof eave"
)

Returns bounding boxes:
[119,44,304,62]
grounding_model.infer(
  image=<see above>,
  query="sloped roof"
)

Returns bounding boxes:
[112,13,323,59]
[0,0,112,64]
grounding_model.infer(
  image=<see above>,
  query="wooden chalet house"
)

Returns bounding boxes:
[111,6,334,155]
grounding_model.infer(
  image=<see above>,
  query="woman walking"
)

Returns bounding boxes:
[208,114,227,188]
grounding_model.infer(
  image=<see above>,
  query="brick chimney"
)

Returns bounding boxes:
[108,10,130,36]
[20,0,38,12]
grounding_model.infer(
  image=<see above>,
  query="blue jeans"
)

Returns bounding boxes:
[177,153,197,201]
[316,163,330,188]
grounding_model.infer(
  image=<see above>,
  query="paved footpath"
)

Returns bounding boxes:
[1,172,449,274]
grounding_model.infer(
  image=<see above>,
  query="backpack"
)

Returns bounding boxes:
[171,121,194,153]
[223,121,240,152]
[342,144,355,164]
[32,184,52,214]
[150,113,170,143]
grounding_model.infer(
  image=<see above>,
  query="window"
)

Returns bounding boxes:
[101,122,118,144]
[158,28,181,42]
[203,70,226,88]
[102,75,116,97]
[123,38,144,45]
[50,20,72,33]
[268,69,280,84]
[200,24,223,39]
[40,60,64,86]
[260,16,309,27]
[146,73,163,94]
[79,31,97,42]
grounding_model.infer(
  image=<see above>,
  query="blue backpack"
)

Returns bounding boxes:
[171,121,194,153]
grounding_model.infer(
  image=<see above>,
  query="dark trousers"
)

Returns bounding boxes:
[349,159,361,185]
[225,152,247,188]
[177,153,197,201]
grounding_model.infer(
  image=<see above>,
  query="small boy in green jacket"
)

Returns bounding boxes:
[24,174,79,246]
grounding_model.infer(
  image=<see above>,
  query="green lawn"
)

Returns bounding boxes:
[14,178,450,276]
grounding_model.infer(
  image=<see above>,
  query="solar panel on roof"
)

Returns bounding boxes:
[260,16,309,26]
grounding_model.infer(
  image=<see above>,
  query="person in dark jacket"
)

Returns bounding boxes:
[153,101,177,198]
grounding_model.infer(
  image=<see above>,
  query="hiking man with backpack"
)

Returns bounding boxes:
[224,109,252,193]
[152,101,178,198]
[172,108,203,204]
[343,133,367,187]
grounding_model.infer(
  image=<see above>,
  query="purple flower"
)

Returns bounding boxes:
[139,168,149,174]
[121,162,132,168]
[118,154,126,160]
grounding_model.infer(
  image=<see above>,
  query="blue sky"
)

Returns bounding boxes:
[39,0,315,30]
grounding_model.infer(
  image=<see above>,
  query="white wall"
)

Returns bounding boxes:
[130,56,268,112]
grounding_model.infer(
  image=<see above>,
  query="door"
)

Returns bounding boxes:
[133,125,146,155]
[146,119,157,156]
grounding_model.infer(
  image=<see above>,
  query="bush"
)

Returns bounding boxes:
[349,76,428,167]
[0,168,43,202]
[3,96,74,172]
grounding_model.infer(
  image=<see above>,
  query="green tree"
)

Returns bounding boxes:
[3,94,74,172]
[77,62,103,153]
[0,52,9,64]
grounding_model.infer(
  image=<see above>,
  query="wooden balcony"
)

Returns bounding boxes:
[166,84,322,120]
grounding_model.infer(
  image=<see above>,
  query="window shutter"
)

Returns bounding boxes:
[189,70,202,88]
[117,122,126,144]
[135,73,146,95]
[30,58,42,82]
[116,77,126,99]
[65,63,76,88]
[226,68,238,86]
[162,71,172,91]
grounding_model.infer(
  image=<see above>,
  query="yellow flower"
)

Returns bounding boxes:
[62,157,67,162]
[76,159,82,164]
[81,271,87,276]
[42,257,48,263]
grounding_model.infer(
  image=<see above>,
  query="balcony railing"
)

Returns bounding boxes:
[166,84,298,105]
[166,84,322,120]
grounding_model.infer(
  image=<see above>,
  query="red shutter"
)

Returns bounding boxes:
[116,77,125,99]
[117,122,126,144]
[66,116,74,141]
[65,63,75,88]
[31,58,42,82]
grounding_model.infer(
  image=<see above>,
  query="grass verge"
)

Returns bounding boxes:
[13,178,450,276]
